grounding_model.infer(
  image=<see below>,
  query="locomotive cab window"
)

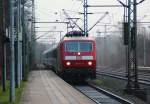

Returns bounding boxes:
[65,42,78,52]
[65,41,93,52]
[79,42,92,52]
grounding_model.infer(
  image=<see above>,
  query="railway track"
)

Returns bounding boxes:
[74,84,133,104]
[96,67,150,85]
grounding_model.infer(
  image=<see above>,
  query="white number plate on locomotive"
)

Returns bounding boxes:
[76,56,82,60]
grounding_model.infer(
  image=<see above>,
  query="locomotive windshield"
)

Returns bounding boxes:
[65,41,93,52]
[65,42,78,52]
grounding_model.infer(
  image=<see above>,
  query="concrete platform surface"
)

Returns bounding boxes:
[21,70,96,104]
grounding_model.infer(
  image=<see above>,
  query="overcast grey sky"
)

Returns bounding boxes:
[35,0,150,42]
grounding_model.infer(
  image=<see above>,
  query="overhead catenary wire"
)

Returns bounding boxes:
[88,12,109,32]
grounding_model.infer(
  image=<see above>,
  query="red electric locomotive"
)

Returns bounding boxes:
[43,31,96,80]
[57,37,96,79]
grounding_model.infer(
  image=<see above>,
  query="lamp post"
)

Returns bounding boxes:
[16,0,21,88]
[142,27,146,66]
[9,0,15,102]
[148,26,150,40]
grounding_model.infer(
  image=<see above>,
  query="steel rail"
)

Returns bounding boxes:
[96,71,150,86]
[89,83,134,104]
[74,84,133,104]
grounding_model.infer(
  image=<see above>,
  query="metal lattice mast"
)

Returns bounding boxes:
[118,0,145,91]
[84,0,88,36]
[126,0,139,90]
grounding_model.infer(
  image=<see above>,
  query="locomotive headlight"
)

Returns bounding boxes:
[88,61,92,66]
[78,52,81,55]
[66,61,71,66]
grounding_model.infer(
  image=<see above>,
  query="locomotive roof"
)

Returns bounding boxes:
[62,37,95,41]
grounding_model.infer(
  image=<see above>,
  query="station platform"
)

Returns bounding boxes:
[21,70,96,104]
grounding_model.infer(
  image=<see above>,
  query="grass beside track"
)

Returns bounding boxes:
[0,81,26,104]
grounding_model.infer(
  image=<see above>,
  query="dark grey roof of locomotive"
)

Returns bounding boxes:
[65,31,85,37]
